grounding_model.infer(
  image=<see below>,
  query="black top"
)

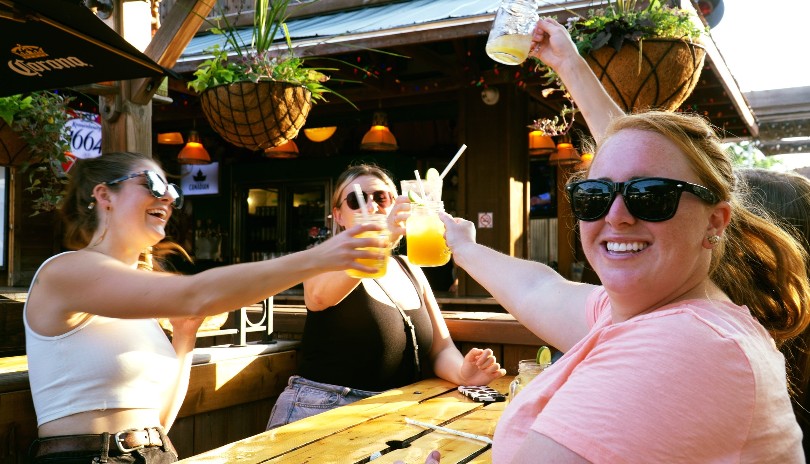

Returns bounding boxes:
[299,256,435,391]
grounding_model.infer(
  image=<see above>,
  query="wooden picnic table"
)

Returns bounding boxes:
[177,375,514,463]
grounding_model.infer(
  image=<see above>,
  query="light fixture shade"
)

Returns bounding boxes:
[528,130,556,155]
[360,112,397,151]
[264,139,300,158]
[549,142,581,166]
[157,132,184,145]
[178,130,211,164]
[576,152,594,170]
[303,126,337,142]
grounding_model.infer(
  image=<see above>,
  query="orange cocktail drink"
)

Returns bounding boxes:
[406,202,451,267]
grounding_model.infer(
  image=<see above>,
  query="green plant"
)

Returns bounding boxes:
[187,0,341,104]
[566,0,704,55]
[0,91,74,214]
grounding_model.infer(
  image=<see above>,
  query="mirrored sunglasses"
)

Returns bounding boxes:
[565,177,718,222]
[105,170,184,209]
[339,190,394,210]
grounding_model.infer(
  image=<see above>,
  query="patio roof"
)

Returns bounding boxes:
[168,0,758,142]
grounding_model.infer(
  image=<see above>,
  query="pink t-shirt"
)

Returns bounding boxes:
[493,288,803,463]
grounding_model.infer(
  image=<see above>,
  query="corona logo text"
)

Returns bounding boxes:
[7,56,92,77]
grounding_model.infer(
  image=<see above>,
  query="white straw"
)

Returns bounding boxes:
[414,170,426,198]
[353,183,369,219]
[404,417,493,444]
[440,144,467,180]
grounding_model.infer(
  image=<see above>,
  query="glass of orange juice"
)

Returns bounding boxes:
[485,0,539,65]
[406,201,451,267]
[346,213,391,278]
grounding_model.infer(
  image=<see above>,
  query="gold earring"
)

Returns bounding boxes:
[87,201,96,210]
[707,234,721,245]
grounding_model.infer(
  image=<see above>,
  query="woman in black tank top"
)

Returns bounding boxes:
[266,164,505,430]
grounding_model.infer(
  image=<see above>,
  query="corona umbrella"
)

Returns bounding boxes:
[0,0,165,97]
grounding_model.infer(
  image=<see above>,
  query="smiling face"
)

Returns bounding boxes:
[333,174,396,230]
[108,160,175,247]
[581,128,725,317]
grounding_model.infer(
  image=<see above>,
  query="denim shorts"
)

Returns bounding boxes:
[266,375,380,430]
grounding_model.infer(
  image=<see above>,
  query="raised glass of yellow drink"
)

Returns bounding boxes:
[406,201,451,267]
[485,0,539,66]
[346,213,391,278]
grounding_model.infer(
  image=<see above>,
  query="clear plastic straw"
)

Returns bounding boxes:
[414,170,426,198]
[440,144,467,180]
[404,418,492,444]
[353,183,369,220]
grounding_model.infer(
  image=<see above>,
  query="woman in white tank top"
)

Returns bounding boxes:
[25,151,387,463]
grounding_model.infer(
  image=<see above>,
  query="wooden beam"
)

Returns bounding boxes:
[131,0,216,104]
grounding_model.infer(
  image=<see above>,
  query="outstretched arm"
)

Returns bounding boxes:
[529,17,624,143]
[440,213,595,353]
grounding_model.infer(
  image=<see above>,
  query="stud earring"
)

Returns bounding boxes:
[87,201,96,210]
[707,234,721,245]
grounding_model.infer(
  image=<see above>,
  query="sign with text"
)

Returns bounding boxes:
[181,162,219,196]
[65,109,101,160]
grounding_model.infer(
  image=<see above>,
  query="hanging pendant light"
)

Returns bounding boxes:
[576,152,594,170]
[303,126,337,142]
[549,141,581,166]
[360,112,397,151]
[157,132,184,145]
[178,130,211,164]
[528,130,556,156]
[264,139,300,158]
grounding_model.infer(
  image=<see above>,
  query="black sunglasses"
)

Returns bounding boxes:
[338,190,394,210]
[105,170,184,209]
[566,177,719,222]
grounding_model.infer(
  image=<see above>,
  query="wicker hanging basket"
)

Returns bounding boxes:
[585,39,706,112]
[0,120,32,166]
[199,81,313,151]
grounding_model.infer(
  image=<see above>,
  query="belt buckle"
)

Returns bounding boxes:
[114,429,145,453]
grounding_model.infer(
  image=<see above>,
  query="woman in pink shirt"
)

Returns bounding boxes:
[397,18,809,464]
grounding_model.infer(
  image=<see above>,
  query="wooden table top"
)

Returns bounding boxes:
[177,375,514,463]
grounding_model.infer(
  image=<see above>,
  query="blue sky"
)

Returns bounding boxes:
[710,0,810,92]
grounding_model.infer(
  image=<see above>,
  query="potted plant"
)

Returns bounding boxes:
[566,0,706,112]
[187,0,342,151]
[533,0,706,118]
[0,91,73,214]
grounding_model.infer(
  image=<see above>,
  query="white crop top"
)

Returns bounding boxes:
[24,252,179,426]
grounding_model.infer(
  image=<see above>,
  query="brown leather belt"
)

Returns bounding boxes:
[33,427,168,457]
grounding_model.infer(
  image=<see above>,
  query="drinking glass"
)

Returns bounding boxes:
[485,0,539,65]
[346,213,391,278]
[401,178,442,202]
[405,201,451,267]
[508,358,549,401]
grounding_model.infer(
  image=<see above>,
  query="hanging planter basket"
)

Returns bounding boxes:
[199,81,313,151]
[0,120,32,166]
[585,39,706,112]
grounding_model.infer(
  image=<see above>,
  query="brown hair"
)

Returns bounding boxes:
[585,111,810,346]
[59,151,188,271]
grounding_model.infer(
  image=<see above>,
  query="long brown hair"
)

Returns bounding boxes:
[60,151,189,271]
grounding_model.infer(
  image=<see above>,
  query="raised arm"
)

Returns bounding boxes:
[440,213,594,353]
[529,17,624,144]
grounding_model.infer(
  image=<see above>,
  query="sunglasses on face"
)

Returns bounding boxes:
[338,190,394,210]
[565,177,719,222]
[105,170,184,209]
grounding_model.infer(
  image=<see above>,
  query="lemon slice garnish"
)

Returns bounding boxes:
[408,190,424,204]
[536,346,551,365]
[426,168,441,182]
